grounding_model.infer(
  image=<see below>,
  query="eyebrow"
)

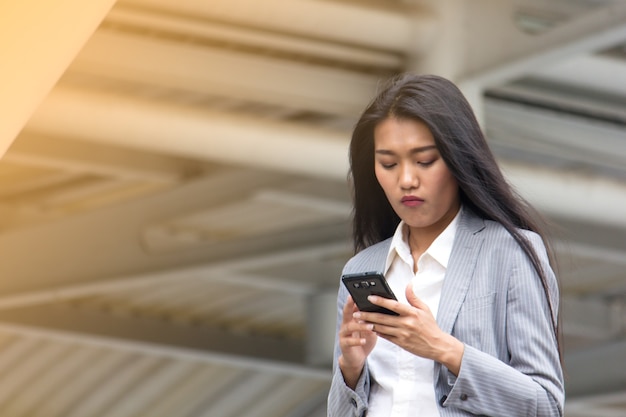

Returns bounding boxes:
[375,145,437,155]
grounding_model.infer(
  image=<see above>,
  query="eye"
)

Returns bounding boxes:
[417,160,435,167]
[376,159,396,169]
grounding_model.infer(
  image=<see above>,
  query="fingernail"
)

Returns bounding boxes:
[366,324,374,330]
[368,295,378,302]
[353,312,361,319]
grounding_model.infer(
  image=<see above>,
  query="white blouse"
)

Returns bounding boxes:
[367,210,461,417]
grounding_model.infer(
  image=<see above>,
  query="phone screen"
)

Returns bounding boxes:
[341,272,398,315]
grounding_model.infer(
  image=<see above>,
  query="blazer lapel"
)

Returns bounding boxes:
[436,209,486,334]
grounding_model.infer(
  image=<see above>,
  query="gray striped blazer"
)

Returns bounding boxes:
[327,208,564,417]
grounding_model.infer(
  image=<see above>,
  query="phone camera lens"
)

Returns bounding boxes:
[360,281,369,288]
[369,281,376,286]
[353,283,361,288]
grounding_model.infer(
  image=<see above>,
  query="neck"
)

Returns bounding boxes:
[407,205,460,257]
[407,229,431,260]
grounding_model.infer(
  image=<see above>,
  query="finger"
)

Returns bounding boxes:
[353,310,397,328]
[344,295,354,311]
[366,294,404,315]
[342,296,358,322]
[340,334,368,347]
[365,322,398,339]
[339,322,375,347]
[405,283,429,311]
[342,320,374,335]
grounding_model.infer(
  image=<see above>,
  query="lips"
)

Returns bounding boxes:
[401,196,424,207]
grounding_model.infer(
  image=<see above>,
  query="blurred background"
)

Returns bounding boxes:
[1,0,625,416]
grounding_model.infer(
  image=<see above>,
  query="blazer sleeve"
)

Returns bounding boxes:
[327,281,370,417]
[327,239,393,416]
[442,232,564,416]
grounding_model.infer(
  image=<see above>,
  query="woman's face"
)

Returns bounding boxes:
[374,117,460,239]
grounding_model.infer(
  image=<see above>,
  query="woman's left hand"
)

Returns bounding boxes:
[354,282,464,375]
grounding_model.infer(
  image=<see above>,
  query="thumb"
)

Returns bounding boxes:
[405,282,427,310]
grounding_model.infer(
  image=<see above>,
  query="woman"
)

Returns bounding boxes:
[327,74,564,417]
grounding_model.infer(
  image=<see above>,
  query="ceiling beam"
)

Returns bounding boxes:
[68,28,381,117]
[0,239,348,310]
[0,306,330,381]
[27,86,350,179]
[0,302,303,363]
[0,282,622,395]
[0,168,348,297]
[500,160,626,230]
[0,0,117,157]
[105,6,403,70]
[523,54,626,98]
[6,133,193,184]
[566,391,626,417]
[565,339,626,397]
[484,97,626,173]
[27,86,626,229]
[557,240,626,295]
[117,0,433,53]
[460,0,626,86]
[410,0,626,121]
[561,296,624,341]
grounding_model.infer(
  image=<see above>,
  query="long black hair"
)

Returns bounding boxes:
[349,73,561,354]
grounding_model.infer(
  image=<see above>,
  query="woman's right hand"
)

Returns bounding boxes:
[338,296,377,389]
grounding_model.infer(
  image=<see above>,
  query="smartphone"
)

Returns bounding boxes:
[341,271,398,315]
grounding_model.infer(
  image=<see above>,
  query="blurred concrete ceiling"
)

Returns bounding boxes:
[0,0,625,416]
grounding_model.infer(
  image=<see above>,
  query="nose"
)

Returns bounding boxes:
[399,163,418,190]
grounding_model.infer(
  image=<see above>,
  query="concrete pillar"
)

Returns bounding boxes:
[306,290,337,367]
